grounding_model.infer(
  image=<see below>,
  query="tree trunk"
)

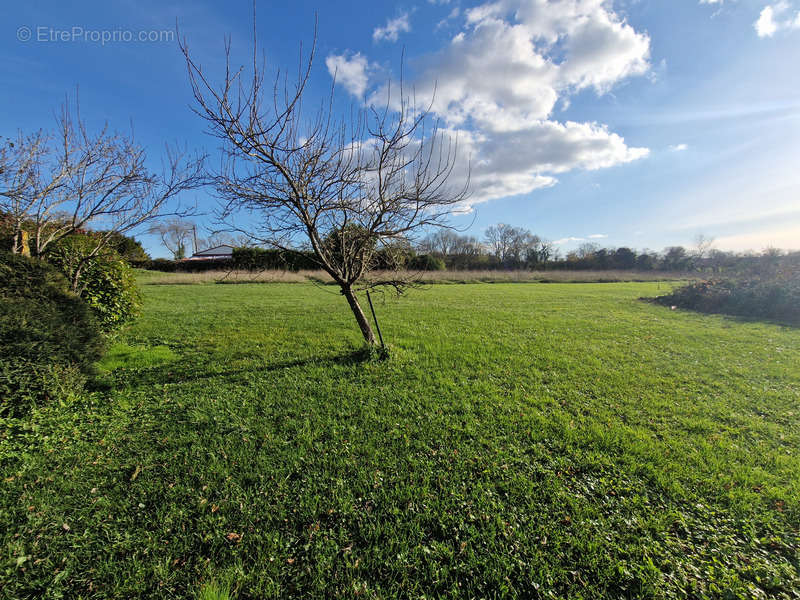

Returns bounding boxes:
[20,231,30,257]
[341,285,377,346]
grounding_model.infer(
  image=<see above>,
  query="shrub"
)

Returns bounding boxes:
[409,254,446,271]
[46,235,142,332]
[654,270,800,323]
[0,252,104,416]
[232,247,318,272]
[98,231,150,262]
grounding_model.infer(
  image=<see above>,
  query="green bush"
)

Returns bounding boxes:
[46,235,142,332]
[409,254,446,271]
[0,252,104,416]
[232,247,318,271]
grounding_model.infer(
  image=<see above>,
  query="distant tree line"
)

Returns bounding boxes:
[131,222,800,276]
[27,215,791,278]
[415,225,800,275]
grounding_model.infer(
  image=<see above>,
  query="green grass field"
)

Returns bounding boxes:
[2,281,799,598]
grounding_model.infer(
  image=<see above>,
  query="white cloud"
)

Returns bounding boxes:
[435,121,647,204]
[553,236,587,244]
[588,233,608,239]
[373,13,411,42]
[404,0,650,132]
[699,0,723,4]
[669,143,688,151]
[325,53,371,97]
[756,5,780,36]
[755,2,800,37]
[333,0,652,205]
[436,7,461,30]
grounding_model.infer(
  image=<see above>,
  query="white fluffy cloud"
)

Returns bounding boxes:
[401,0,650,132]
[439,120,648,203]
[755,2,800,37]
[756,5,780,36]
[373,13,411,42]
[669,143,688,151]
[553,236,587,244]
[325,53,371,97]
[330,0,652,204]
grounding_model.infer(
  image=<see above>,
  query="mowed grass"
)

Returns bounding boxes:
[2,281,799,598]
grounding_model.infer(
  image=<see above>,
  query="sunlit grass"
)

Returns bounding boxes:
[2,282,798,598]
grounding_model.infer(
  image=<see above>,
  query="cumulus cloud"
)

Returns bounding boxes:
[331,0,652,205]
[325,52,371,97]
[755,2,800,37]
[588,233,608,238]
[434,121,647,203]
[553,236,587,244]
[669,143,688,151]
[399,0,650,132]
[373,13,411,42]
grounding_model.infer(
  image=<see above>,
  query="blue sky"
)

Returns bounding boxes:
[2,0,799,257]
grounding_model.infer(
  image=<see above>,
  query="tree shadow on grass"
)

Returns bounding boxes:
[640,297,800,329]
[88,347,381,393]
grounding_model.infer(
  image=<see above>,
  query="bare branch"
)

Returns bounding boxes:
[179,19,469,345]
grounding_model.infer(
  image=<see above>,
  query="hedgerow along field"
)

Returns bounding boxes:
[2,279,799,598]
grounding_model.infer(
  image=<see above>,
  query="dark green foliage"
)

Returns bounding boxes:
[409,253,446,271]
[133,257,237,272]
[0,212,16,253]
[99,231,151,262]
[655,270,800,324]
[661,246,692,271]
[0,252,104,416]
[231,247,318,272]
[613,247,637,270]
[46,235,142,332]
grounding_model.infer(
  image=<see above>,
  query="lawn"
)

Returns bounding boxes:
[2,281,799,598]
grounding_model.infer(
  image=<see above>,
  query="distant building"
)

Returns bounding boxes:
[185,245,234,261]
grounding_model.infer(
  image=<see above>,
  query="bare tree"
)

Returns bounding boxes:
[484,224,537,265]
[0,130,68,255]
[422,229,461,256]
[692,234,715,260]
[199,231,252,251]
[149,218,195,259]
[179,24,468,346]
[0,101,205,289]
[576,242,601,260]
[533,239,554,265]
[484,224,512,262]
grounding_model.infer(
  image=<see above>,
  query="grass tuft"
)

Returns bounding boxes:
[196,580,232,600]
